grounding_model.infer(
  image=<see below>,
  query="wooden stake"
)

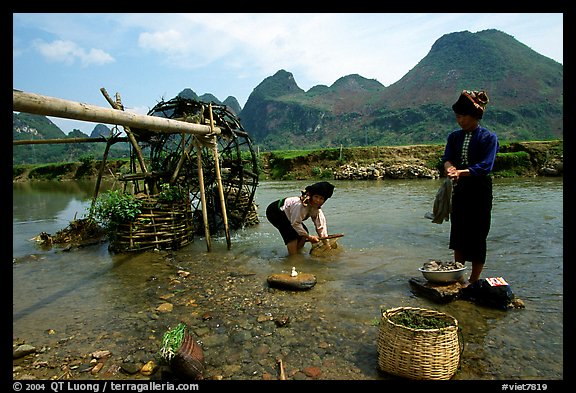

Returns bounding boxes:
[195,137,212,252]
[277,357,287,380]
[100,88,156,195]
[209,104,231,249]
[100,88,149,175]
[170,133,195,184]
[91,136,114,206]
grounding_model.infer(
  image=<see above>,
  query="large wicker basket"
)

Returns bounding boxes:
[377,306,461,380]
[112,195,193,252]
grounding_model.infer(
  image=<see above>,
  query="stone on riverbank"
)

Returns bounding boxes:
[13,344,36,359]
[267,273,317,291]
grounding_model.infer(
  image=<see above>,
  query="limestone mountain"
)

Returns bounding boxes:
[12,113,128,165]
[222,96,242,115]
[89,124,113,138]
[13,112,65,141]
[239,29,563,150]
[177,88,242,115]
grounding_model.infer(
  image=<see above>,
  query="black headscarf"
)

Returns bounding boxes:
[305,181,335,200]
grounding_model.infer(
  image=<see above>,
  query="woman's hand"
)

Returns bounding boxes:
[308,235,320,243]
[447,167,469,180]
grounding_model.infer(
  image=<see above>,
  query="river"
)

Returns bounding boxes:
[12,177,563,381]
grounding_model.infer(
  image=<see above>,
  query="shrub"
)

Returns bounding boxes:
[157,183,187,203]
[493,151,532,176]
[90,190,142,233]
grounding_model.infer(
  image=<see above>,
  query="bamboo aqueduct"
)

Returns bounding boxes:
[13,89,261,252]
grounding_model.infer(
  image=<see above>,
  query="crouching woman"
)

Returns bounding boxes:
[266,181,335,256]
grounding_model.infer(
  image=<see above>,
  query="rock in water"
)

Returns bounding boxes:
[267,273,317,290]
[409,277,462,303]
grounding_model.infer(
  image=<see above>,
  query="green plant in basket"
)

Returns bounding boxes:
[157,183,187,203]
[390,309,452,329]
[159,322,187,362]
[90,190,142,233]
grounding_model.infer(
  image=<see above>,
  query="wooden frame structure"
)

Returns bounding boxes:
[13,89,255,252]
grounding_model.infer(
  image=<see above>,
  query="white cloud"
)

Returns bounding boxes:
[33,39,115,67]
[136,16,239,68]
[123,13,472,88]
[13,12,563,127]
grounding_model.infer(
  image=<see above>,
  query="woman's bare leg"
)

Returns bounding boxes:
[297,236,307,251]
[286,239,299,255]
[454,250,469,286]
[455,250,484,285]
[468,262,484,283]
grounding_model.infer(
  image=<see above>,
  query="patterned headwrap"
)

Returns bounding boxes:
[452,90,489,119]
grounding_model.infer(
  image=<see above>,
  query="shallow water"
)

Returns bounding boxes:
[12,177,563,379]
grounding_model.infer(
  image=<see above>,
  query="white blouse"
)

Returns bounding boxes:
[280,196,328,238]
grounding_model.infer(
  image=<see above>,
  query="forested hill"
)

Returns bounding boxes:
[239,29,562,150]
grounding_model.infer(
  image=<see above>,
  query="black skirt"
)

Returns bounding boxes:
[449,176,493,263]
[266,200,308,245]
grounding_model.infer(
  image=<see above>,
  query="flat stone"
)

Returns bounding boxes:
[155,302,173,313]
[410,277,527,309]
[267,273,317,291]
[408,277,463,303]
[13,344,36,359]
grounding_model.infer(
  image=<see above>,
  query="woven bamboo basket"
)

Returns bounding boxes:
[112,195,193,252]
[377,306,461,380]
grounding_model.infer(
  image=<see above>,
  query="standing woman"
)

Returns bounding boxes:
[443,90,499,285]
[266,181,335,256]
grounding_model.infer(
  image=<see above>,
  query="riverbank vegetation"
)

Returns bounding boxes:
[13,140,562,183]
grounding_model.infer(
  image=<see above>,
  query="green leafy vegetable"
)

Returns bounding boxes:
[389,310,452,329]
[160,322,187,361]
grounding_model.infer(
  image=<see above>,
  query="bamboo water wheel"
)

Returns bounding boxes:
[13,89,259,252]
[129,96,260,238]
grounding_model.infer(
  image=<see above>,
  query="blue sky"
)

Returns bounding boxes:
[13,13,563,134]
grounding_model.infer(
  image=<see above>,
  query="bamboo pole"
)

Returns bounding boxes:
[91,137,114,206]
[100,88,148,175]
[13,89,221,136]
[13,136,129,145]
[170,133,194,184]
[195,137,212,252]
[209,104,231,249]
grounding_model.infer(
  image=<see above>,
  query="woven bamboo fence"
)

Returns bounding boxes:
[112,195,194,252]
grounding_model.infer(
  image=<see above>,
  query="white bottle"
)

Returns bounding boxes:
[291,267,298,277]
